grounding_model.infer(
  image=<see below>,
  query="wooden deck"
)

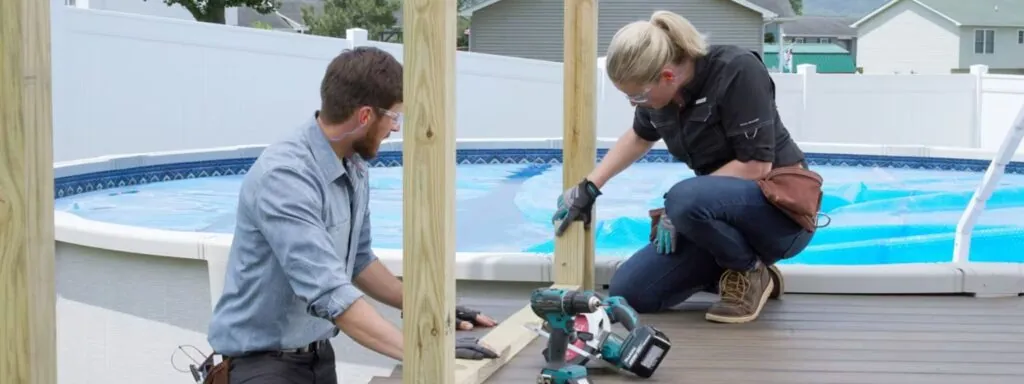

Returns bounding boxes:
[374,292,1024,384]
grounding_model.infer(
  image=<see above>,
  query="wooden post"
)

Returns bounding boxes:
[0,0,58,383]
[401,0,457,382]
[554,0,598,289]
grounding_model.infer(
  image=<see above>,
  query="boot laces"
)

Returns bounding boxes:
[719,270,751,303]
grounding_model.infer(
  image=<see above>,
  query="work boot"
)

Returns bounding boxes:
[768,264,785,299]
[705,262,774,324]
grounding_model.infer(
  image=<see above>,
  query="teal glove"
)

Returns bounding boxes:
[654,213,677,254]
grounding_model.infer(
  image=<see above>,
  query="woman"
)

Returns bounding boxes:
[552,10,815,324]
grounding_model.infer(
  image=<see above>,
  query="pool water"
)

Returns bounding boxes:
[54,163,1024,265]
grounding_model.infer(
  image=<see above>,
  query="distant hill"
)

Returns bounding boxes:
[803,0,889,18]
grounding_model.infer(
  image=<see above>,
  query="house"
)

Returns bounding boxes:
[763,43,856,73]
[777,16,859,59]
[460,0,795,62]
[852,0,1024,74]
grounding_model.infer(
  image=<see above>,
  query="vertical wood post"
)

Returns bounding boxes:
[401,0,457,382]
[554,0,598,289]
[0,0,58,383]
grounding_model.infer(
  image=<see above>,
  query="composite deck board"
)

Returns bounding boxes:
[480,294,1024,384]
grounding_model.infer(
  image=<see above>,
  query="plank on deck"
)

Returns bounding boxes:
[479,294,1024,384]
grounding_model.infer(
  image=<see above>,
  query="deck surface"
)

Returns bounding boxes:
[373,291,1024,384]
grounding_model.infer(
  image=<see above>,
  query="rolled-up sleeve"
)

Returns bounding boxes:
[352,208,378,278]
[720,53,777,163]
[632,107,662,142]
[253,166,364,321]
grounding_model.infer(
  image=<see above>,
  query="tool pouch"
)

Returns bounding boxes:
[756,167,824,233]
[202,356,231,384]
[648,208,664,242]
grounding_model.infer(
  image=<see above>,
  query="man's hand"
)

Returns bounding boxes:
[456,337,499,360]
[552,179,602,236]
[456,305,498,330]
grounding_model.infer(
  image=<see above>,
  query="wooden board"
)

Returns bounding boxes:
[0,0,58,383]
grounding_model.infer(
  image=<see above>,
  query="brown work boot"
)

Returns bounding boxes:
[768,264,785,299]
[705,262,774,324]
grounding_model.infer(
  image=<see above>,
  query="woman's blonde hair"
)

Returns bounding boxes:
[605,10,708,85]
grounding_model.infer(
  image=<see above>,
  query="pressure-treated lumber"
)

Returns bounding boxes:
[553,0,598,289]
[0,0,58,383]
[401,0,459,382]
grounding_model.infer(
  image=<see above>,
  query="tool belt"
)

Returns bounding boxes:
[198,354,231,384]
[756,166,824,233]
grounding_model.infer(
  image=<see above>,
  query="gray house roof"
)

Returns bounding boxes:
[461,0,780,19]
[852,0,1024,28]
[783,16,857,37]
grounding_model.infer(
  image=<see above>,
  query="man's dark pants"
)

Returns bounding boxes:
[229,340,337,384]
[608,175,813,313]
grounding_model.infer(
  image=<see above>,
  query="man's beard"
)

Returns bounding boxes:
[353,135,379,160]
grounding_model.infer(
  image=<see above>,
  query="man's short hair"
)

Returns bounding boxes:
[319,47,403,124]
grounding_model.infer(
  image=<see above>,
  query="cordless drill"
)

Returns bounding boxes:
[529,287,604,384]
[541,295,671,379]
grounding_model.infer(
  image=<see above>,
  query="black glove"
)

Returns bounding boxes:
[456,337,498,360]
[553,178,602,236]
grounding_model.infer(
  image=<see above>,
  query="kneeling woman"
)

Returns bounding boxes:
[552,11,816,324]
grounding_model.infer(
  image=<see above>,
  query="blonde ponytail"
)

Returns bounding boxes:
[605,10,708,85]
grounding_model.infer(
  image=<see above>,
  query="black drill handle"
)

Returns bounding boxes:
[545,327,571,369]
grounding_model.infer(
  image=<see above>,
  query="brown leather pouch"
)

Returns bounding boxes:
[203,357,231,384]
[648,208,665,242]
[756,167,824,233]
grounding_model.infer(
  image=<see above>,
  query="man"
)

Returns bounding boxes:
[206,47,498,384]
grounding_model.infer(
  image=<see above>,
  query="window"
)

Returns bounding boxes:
[818,37,832,44]
[794,37,805,43]
[1018,30,1023,44]
[975,29,995,54]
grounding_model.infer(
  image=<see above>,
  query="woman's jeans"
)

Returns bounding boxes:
[608,175,813,313]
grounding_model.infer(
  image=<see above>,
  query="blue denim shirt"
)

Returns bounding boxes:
[207,115,377,357]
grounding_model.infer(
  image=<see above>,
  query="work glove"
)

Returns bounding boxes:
[552,179,602,236]
[654,211,678,254]
[401,305,499,330]
[456,337,499,360]
[455,305,498,330]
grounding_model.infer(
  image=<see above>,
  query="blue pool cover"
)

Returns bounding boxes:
[54,163,1024,265]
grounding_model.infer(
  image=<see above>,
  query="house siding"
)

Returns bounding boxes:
[855,0,959,74]
[469,0,763,62]
[957,27,1024,70]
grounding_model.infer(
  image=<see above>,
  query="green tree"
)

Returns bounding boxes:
[302,0,400,39]
[789,0,803,15]
[144,0,277,24]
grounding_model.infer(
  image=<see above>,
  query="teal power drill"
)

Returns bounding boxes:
[540,295,671,379]
[529,287,604,384]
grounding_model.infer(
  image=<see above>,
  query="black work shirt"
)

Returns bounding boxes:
[632,45,805,176]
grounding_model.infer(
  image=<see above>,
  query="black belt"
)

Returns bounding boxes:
[235,339,330,358]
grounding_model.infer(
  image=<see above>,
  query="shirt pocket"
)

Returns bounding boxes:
[651,115,690,164]
[682,104,727,170]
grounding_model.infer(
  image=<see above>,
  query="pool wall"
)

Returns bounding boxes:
[54,139,1024,313]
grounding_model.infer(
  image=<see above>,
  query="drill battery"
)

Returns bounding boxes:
[616,325,670,378]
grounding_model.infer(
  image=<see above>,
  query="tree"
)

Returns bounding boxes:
[302,0,400,39]
[144,0,277,24]
[789,0,803,15]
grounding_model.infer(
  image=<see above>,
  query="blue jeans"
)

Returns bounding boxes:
[608,175,813,313]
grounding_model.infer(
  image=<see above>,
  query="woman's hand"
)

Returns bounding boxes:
[552,179,602,236]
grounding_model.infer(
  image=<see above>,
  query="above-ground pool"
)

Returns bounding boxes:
[54,149,1024,266]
